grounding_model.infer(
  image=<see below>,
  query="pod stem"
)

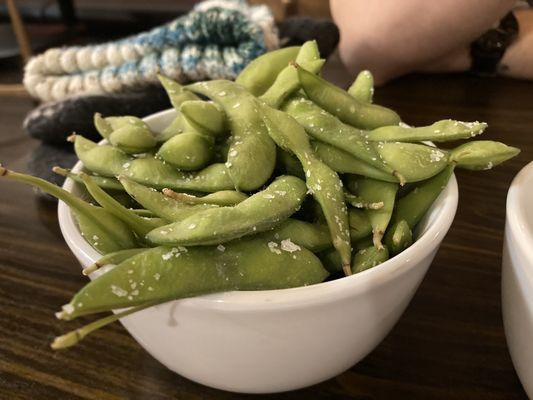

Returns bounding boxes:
[82,262,102,276]
[342,263,352,277]
[372,230,384,249]
[52,166,69,177]
[162,188,194,203]
[51,301,159,350]
[393,171,406,186]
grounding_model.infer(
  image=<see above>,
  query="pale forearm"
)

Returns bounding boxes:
[330,0,516,83]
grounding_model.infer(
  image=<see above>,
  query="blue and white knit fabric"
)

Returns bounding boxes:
[24,0,278,102]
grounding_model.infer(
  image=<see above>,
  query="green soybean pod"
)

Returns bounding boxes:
[161,189,248,206]
[352,246,389,274]
[58,239,329,319]
[180,100,227,138]
[127,158,234,192]
[297,64,401,129]
[377,142,449,183]
[0,167,137,254]
[348,208,373,242]
[319,247,343,273]
[258,219,332,252]
[71,134,130,177]
[109,125,157,154]
[94,113,113,139]
[260,40,324,108]
[82,248,147,276]
[450,140,520,170]
[97,115,156,154]
[283,96,394,175]
[365,120,487,143]
[312,141,399,182]
[350,177,398,248]
[347,70,374,103]
[383,220,413,256]
[118,176,218,222]
[146,175,308,246]
[187,80,276,191]
[157,74,199,109]
[276,148,306,180]
[392,165,454,229]
[236,46,301,96]
[157,132,214,171]
[261,104,353,276]
[158,114,191,142]
[73,135,235,192]
[80,173,166,237]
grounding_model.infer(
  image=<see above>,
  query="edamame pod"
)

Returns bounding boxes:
[81,173,166,237]
[157,74,199,109]
[73,135,234,192]
[276,148,306,179]
[450,140,520,170]
[319,248,343,273]
[313,141,399,182]
[52,166,123,191]
[352,246,389,274]
[94,113,112,139]
[365,120,486,142]
[377,142,449,182]
[187,80,276,191]
[125,158,233,192]
[260,40,325,108]
[349,177,398,248]
[82,248,147,276]
[348,70,374,103]
[147,175,307,246]
[261,104,353,276]
[0,167,137,254]
[180,100,227,138]
[157,132,214,171]
[56,238,328,320]
[71,134,130,176]
[162,189,247,206]
[383,220,413,256]
[297,64,401,129]
[118,176,218,222]
[236,46,300,96]
[258,219,332,252]
[158,114,191,142]
[348,208,373,242]
[283,96,394,175]
[392,165,454,228]
[95,115,157,154]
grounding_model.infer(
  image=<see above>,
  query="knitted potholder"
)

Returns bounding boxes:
[23,0,278,102]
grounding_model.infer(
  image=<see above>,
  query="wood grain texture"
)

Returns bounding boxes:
[0,55,532,399]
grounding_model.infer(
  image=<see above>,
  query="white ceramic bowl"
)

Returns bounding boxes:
[58,109,458,393]
[502,161,533,397]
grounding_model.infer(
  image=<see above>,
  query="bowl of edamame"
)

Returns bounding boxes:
[502,161,533,398]
[57,107,459,393]
[1,41,519,393]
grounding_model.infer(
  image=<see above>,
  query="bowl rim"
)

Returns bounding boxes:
[58,108,459,311]
[505,161,533,270]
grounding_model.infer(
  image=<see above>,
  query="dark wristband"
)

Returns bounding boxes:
[470,11,519,76]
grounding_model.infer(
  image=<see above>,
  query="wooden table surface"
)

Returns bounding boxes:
[1,60,532,399]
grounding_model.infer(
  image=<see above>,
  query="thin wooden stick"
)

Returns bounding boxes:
[6,0,32,62]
